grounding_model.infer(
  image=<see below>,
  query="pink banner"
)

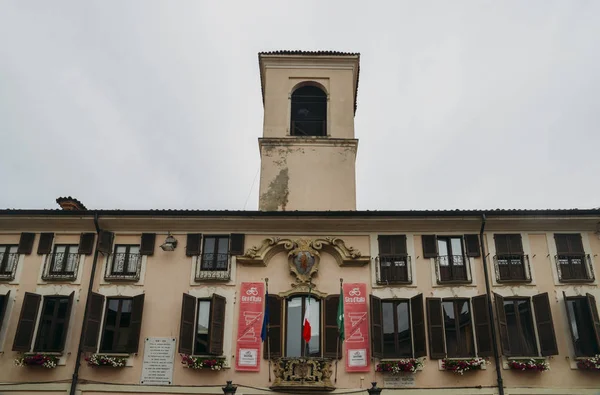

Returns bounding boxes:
[342,283,370,372]
[235,282,264,371]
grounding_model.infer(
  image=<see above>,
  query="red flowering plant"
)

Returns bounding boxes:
[442,357,486,375]
[576,355,600,371]
[507,358,549,372]
[376,358,424,374]
[85,354,127,367]
[14,353,59,368]
[180,354,225,370]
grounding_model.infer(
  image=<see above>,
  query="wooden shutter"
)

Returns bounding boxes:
[12,292,41,351]
[411,294,426,358]
[186,234,202,257]
[178,293,197,355]
[426,297,445,359]
[37,233,54,255]
[17,233,35,255]
[126,294,145,353]
[58,292,75,351]
[472,294,493,356]
[264,294,282,359]
[378,236,391,255]
[324,295,341,358]
[532,292,558,356]
[370,295,383,358]
[494,234,510,255]
[139,233,156,256]
[508,234,524,255]
[0,290,11,330]
[464,234,481,258]
[554,234,570,255]
[78,233,95,255]
[83,292,105,352]
[208,294,226,356]
[493,293,510,356]
[391,235,407,255]
[586,293,600,353]
[422,235,438,258]
[562,292,580,356]
[97,231,114,254]
[230,234,245,256]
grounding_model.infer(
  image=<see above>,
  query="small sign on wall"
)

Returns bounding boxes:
[140,337,176,385]
[383,373,416,388]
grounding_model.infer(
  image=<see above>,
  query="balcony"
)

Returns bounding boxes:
[493,254,532,283]
[0,252,19,281]
[376,255,411,284]
[105,252,141,281]
[555,254,594,282]
[271,357,334,392]
[195,253,231,282]
[42,252,79,281]
[434,255,472,284]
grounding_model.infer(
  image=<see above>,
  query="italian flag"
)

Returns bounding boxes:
[302,298,311,344]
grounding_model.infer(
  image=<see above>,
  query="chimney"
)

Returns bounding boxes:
[56,196,87,211]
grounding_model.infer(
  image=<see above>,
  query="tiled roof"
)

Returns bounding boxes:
[258,50,361,113]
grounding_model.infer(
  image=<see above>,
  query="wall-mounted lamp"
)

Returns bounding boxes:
[222,381,237,394]
[160,233,178,251]
[367,382,382,395]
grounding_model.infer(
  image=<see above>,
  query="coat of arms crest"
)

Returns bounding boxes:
[288,239,320,286]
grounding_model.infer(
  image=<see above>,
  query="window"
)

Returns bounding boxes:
[494,234,529,282]
[201,236,229,271]
[494,292,558,357]
[0,245,19,279]
[44,244,79,279]
[0,290,11,333]
[178,293,226,356]
[290,85,327,137]
[437,237,468,282]
[564,293,600,357]
[377,235,410,284]
[383,300,411,357]
[12,292,74,353]
[426,296,492,359]
[286,296,320,357]
[82,293,144,354]
[554,234,592,281]
[107,245,141,280]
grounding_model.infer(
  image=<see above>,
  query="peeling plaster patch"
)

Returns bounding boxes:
[259,168,289,211]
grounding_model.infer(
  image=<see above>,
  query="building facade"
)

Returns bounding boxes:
[0,52,599,395]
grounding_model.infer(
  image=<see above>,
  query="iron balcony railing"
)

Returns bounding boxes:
[434,255,472,284]
[196,253,231,281]
[493,254,532,283]
[554,254,594,282]
[42,252,79,281]
[376,255,412,284]
[105,252,142,281]
[0,252,19,280]
[291,120,326,137]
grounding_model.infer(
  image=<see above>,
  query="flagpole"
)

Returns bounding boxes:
[336,278,343,383]
[266,278,271,382]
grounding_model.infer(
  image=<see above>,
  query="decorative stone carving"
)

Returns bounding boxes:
[270,357,335,392]
[288,239,320,286]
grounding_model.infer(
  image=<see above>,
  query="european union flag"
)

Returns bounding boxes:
[261,288,269,342]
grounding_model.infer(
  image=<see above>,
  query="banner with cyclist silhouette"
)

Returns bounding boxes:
[235,282,265,371]
[342,282,370,372]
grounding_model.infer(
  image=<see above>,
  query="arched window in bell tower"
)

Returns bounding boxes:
[290,85,327,137]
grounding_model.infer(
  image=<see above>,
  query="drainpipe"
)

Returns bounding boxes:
[69,212,102,395]
[480,214,504,395]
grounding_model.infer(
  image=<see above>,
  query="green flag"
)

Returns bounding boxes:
[337,287,344,341]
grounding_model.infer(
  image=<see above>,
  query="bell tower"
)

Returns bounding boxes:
[257,51,360,211]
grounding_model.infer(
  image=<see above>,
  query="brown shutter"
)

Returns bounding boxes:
[178,293,197,354]
[324,295,341,358]
[426,297,445,359]
[472,294,493,356]
[494,234,510,255]
[411,294,426,358]
[464,234,481,257]
[493,293,511,356]
[264,294,282,359]
[532,292,558,356]
[37,233,54,255]
[569,234,585,254]
[83,292,105,352]
[12,292,41,351]
[370,295,383,358]
[126,294,145,353]
[186,234,202,257]
[562,292,580,356]
[97,231,114,254]
[230,234,245,256]
[554,234,570,255]
[378,236,391,255]
[208,294,226,356]
[0,290,11,330]
[422,235,438,258]
[17,233,35,255]
[586,293,600,353]
[508,234,524,255]
[139,233,156,256]
[58,292,75,351]
[391,235,407,255]
[78,233,95,255]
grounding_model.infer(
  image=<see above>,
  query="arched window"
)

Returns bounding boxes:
[285,295,321,357]
[290,85,327,137]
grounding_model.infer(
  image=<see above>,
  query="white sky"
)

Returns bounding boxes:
[1,1,599,211]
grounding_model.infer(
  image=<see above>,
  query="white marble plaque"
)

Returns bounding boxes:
[140,337,176,386]
[383,373,416,388]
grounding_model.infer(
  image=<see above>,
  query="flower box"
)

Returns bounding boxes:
[442,357,486,375]
[576,355,600,371]
[85,354,128,367]
[14,353,59,368]
[508,358,549,372]
[180,354,225,370]
[376,358,423,374]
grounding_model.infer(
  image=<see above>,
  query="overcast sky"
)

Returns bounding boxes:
[1,1,599,211]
